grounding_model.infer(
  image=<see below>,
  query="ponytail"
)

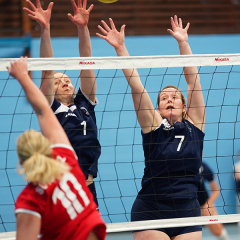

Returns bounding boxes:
[17,130,70,185]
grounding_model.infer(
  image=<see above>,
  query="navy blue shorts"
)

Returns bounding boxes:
[131,197,202,238]
[197,183,209,206]
[88,182,98,208]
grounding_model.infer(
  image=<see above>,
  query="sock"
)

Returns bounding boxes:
[218,228,229,240]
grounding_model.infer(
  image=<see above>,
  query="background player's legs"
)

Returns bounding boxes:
[201,205,229,240]
[207,223,223,237]
[237,195,240,226]
[133,230,170,240]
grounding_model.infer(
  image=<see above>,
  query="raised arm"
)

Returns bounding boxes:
[206,180,220,207]
[23,0,55,105]
[96,18,161,133]
[68,0,96,103]
[168,16,205,131]
[7,58,70,146]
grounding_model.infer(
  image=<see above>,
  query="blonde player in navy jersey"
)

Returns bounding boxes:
[24,0,100,206]
[7,57,106,240]
[97,16,205,240]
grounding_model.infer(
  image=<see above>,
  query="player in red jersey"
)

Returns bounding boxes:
[7,57,106,240]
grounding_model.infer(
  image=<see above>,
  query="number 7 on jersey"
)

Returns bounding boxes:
[175,135,185,151]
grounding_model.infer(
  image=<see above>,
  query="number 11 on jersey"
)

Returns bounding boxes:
[52,173,90,219]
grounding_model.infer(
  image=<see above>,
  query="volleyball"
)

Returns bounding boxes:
[98,0,118,3]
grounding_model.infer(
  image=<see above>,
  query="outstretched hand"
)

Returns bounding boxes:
[167,15,190,44]
[96,18,125,49]
[23,0,53,28]
[68,0,93,27]
[7,57,29,81]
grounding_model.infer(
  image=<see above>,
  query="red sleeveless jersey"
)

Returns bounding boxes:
[15,144,106,240]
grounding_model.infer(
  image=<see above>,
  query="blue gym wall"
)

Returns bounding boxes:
[0,33,240,232]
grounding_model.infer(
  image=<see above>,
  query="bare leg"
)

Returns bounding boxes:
[172,231,202,240]
[201,205,223,236]
[133,230,170,240]
[88,228,101,240]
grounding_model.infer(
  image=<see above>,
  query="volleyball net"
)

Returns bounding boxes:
[0,54,240,238]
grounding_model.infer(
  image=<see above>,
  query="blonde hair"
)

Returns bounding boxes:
[157,85,186,118]
[17,130,70,185]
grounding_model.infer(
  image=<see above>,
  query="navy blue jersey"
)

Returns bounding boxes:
[237,181,240,192]
[199,162,214,183]
[51,89,101,179]
[138,118,204,200]
[197,162,215,205]
[234,162,240,192]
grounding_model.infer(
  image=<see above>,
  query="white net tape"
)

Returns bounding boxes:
[0,54,238,71]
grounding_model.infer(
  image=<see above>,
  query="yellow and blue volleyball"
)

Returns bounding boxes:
[98,0,118,3]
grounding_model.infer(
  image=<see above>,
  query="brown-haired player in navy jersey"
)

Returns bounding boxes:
[97,16,205,240]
